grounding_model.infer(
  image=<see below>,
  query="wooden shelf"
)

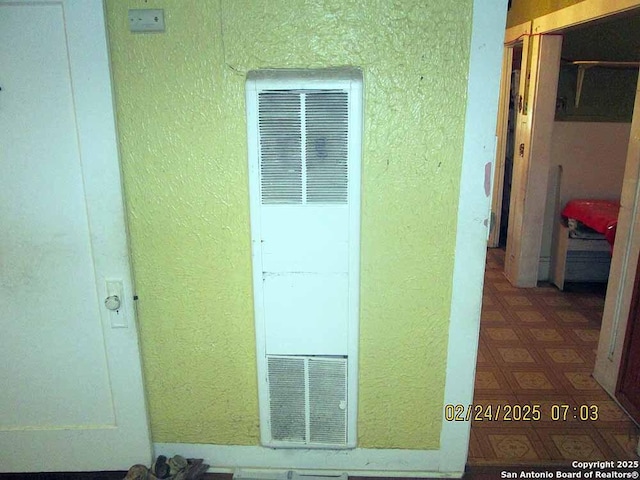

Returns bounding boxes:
[570,61,640,107]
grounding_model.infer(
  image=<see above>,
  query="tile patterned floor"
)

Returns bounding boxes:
[469,248,640,466]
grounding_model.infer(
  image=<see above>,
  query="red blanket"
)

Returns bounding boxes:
[561,199,620,247]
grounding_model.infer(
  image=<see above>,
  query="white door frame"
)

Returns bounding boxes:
[488,22,532,248]
[505,32,563,288]
[532,0,640,33]
[594,69,640,394]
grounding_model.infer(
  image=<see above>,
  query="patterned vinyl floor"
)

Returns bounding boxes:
[468,248,640,465]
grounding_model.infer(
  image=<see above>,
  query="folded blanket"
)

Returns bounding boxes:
[561,199,620,247]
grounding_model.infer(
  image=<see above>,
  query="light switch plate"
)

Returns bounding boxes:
[128,9,165,33]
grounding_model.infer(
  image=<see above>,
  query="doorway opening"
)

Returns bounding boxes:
[474,5,640,465]
[498,46,522,248]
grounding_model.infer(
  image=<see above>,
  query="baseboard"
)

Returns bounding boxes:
[538,256,551,281]
[153,443,462,478]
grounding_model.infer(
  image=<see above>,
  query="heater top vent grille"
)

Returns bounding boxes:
[258,90,349,206]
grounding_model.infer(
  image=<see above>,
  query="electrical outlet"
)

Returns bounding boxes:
[128,9,164,33]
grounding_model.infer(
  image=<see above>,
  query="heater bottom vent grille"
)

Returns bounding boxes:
[267,355,347,447]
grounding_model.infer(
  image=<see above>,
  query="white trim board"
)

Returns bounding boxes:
[440,0,507,472]
[154,444,461,478]
[538,256,551,281]
[157,0,507,477]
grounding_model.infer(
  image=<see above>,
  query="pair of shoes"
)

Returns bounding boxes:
[168,456,209,480]
[184,458,209,480]
[123,464,150,480]
[151,455,171,479]
[167,455,188,477]
[124,455,209,480]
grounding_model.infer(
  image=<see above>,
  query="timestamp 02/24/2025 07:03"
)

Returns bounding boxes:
[444,403,599,422]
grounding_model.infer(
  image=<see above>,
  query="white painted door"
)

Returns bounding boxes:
[0,0,152,472]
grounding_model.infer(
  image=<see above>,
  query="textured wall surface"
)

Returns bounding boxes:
[105,0,472,449]
[506,0,585,27]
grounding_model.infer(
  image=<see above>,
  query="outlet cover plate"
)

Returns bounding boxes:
[128,9,164,33]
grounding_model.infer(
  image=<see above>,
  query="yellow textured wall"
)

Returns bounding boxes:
[507,0,586,27]
[106,0,472,449]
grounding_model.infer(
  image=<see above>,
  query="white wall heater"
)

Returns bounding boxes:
[245,68,363,448]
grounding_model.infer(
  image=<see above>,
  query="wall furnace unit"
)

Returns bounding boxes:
[246,68,362,449]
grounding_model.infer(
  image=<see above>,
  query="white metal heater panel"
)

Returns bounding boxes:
[260,206,349,274]
[263,273,349,355]
[246,68,362,449]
